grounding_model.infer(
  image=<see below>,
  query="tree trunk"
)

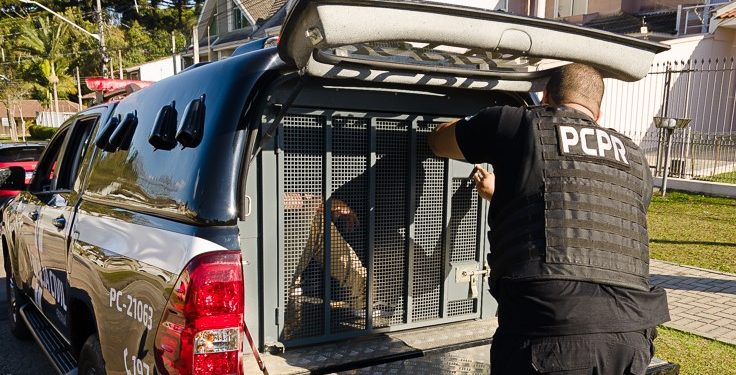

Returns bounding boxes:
[51,60,60,127]
[18,105,26,142]
[6,107,17,142]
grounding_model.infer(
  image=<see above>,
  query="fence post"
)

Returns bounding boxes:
[662,128,675,197]
[713,137,721,176]
[680,62,692,178]
[655,64,673,177]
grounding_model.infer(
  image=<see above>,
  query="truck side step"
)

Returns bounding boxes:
[20,304,78,375]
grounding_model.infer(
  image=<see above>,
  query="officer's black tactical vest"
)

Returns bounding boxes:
[489,107,652,292]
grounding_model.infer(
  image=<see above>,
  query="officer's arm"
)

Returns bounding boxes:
[428,120,465,161]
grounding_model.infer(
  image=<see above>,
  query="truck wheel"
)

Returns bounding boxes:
[5,273,30,339]
[79,335,106,375]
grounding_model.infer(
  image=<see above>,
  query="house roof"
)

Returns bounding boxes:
[240,0,286,22]
[0,99,78,118]
[715,7,736,19]
[250,0,291,38]
[212,25,258,46]
[582,10,678,35]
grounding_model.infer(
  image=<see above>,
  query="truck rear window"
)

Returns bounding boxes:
[0,147,45,162]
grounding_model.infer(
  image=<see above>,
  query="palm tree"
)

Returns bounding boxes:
[17,16,73,126]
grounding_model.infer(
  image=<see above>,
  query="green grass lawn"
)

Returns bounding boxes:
[655,327,736,375]
[696,171,736,185]
[647,191,736,374]
[648,191,736,273]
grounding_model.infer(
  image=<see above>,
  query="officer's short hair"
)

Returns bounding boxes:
[546,63,604,118]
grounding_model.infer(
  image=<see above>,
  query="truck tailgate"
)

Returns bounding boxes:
[243,319,497,374]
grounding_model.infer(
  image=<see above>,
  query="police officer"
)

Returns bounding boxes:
[428,63,670,374]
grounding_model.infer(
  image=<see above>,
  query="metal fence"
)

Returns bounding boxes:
[602,58,736,185]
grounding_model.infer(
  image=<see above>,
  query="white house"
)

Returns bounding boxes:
[124,56,183,82]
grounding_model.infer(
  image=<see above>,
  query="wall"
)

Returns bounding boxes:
[599,28,736,145]
[136,56,183,81]
[587,0,625,15]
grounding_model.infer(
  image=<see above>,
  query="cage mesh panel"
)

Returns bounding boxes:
[373,119,409,327]
[331,117,369,332]
[450,178,479,263]
[447,300,476,317]
[282,115,325,340]
[280,114,484,340]
[447,179,479,316]
[411,123,446,322]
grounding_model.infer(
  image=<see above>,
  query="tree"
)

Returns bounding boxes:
[1,18,32,140]
[16,16,75,123]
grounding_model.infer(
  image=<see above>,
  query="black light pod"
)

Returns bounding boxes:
[149,102,178,150]
[95,115,121,152]
[176,95,205,148]
[108,112,138,151]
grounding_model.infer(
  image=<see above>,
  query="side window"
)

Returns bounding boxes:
[31,128,69,193]
[57,116,98,191]
[29,116,98,193]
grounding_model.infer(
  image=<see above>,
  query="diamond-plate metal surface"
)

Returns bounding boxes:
[244,320,497,375]
[337,346,491,375]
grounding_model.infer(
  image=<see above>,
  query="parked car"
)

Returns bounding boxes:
[1,1,674,374]
[0,143,45,205]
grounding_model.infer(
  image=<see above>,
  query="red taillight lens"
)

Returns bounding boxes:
[155,251,244,375]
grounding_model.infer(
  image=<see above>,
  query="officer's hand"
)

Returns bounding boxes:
[472,165,495,201]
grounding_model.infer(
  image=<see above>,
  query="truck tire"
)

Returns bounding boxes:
[79,334,106,375]
[5,273,31,339]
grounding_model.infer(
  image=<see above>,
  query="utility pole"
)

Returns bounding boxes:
[193,26,200,64]
[207,26,212,62]
[49,61,60,127]
[76,66,83,111]
[171,32,177,75]
[118,49,123,78]
[96,0,109,77]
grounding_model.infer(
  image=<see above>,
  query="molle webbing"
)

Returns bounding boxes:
[490,107,651,292]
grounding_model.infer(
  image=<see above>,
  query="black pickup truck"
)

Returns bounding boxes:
[1,1,678,374]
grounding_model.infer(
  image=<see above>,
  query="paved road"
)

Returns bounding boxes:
[0,255,55,375]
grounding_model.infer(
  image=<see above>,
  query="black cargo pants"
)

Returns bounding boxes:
[490,328,657,375]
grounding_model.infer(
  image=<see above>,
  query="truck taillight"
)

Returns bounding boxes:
[155,251,244,375]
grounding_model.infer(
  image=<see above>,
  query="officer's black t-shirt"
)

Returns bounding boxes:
[455,105,670,336]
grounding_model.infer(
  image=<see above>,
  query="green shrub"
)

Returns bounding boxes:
[28,125,58,140]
